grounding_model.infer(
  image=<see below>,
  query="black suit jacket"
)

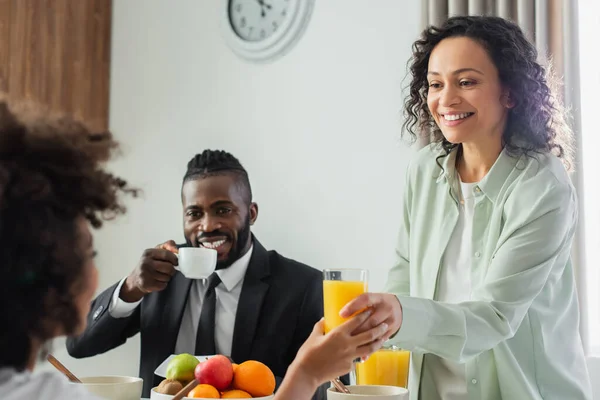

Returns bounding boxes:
[67,238,324,398]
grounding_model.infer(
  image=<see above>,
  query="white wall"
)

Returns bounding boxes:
[47,0,420,379]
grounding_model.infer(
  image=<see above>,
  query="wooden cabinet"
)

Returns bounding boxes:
[0,0,111,130]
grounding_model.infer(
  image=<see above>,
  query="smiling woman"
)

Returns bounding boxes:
[404,16,573,174]
[334,15,592,400]
[426,38,510,156]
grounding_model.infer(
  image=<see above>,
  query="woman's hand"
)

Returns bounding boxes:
[275,310,388,399]
[340,293,403,340]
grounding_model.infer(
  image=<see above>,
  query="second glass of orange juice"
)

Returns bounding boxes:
[322,269,368,333]
[355,344,410,388]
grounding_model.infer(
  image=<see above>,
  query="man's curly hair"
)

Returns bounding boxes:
[0,100,136,370]
[403,15,573,170]
[183,149,252,204]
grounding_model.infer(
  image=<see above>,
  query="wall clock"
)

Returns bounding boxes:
[222,0,316,63]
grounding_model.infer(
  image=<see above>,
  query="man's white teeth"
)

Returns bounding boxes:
[201,240,226,249]
[444,113,472,121]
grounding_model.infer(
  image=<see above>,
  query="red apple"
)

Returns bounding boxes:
[194,355,233,391]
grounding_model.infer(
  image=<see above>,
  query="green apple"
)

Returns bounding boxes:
[166,353,200,382]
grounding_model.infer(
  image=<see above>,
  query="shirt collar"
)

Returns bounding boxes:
[436,146,521,203]
[215,245,253,292]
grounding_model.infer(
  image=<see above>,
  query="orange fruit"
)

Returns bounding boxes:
[232,360,275,397]
[221,389,252,398]
[232,363,239,374]
[188,384,220,398]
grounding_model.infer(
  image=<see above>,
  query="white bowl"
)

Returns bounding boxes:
[150,387,275,399]
[75,376,143,400]
[327,385,409,400]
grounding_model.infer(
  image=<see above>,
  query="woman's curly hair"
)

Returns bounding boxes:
[0,100,137,370]
[403,15,573,169]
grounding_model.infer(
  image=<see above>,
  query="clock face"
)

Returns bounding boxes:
[228,0,291,42]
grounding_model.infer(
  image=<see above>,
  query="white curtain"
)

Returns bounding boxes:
[419,0,588,352]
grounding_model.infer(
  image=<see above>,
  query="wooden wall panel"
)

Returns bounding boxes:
[3,0,111,131]
[0,0,11,93]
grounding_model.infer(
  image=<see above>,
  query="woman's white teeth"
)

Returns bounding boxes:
[202,240,226,249]
[444,113,472,121]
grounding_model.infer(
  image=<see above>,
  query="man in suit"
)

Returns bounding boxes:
[67,150,324,398]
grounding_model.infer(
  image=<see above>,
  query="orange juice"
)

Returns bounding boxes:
[323,280,367,333]
[355,348,410,388]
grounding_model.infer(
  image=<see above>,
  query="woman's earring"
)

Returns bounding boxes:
[503,93,515,109]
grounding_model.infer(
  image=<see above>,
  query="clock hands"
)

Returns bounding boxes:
[255,0,272,17]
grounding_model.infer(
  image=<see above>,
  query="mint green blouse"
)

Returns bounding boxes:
[385,144,592,400]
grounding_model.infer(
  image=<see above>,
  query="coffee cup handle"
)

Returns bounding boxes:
[173,253,181,272]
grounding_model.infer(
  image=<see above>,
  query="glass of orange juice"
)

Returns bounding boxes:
[323,269,368,333]
[355,344,410,388]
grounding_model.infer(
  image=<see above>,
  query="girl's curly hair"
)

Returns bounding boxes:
[403,15,573,170]
[0,100,137,370]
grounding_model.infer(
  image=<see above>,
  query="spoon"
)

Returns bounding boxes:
[47,354,82,383]
[172,379,198,400]
[331,377,351,394]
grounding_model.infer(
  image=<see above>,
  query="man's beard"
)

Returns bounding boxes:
[216,215,251,269]
[186,215,252,270]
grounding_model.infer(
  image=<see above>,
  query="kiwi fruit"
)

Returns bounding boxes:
[157,378,183,395]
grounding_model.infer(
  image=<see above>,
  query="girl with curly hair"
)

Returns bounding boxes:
[0,100,138,398]
[340,16,592,400]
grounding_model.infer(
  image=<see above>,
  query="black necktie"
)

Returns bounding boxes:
[195,272,222,355]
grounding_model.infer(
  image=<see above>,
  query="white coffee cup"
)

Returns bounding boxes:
[327,385,409,400]
[174,247,217,279]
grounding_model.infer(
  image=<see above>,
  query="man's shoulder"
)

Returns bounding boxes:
[265,249,322,281]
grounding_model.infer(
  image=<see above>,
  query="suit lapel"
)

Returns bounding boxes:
[231,239,270,363]
[160,272,193,355]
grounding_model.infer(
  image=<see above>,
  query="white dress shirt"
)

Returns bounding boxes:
[109,246,253,357]
[420,180,476,400]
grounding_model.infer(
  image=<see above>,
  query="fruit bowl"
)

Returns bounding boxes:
[149,387,275,399]
[154,353,276,399]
